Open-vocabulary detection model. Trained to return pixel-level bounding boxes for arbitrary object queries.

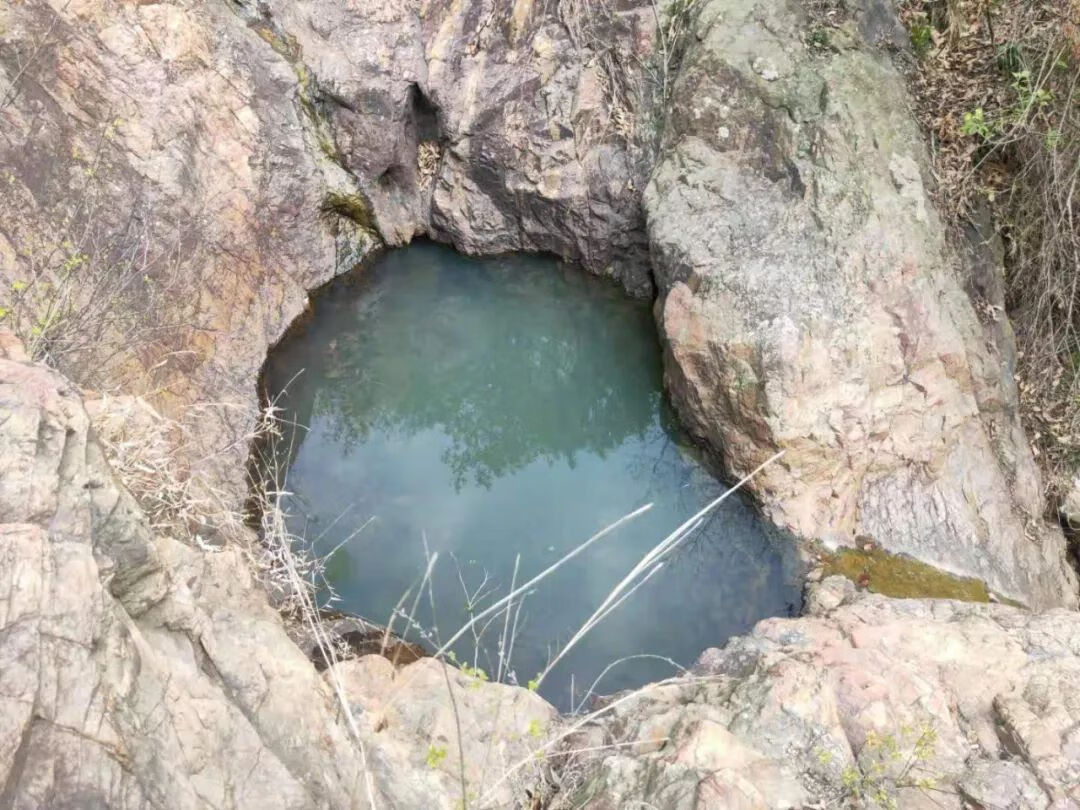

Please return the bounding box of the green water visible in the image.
[264,242,802,709]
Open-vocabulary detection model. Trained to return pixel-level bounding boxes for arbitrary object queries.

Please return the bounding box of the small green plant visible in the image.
[960,107,995,139]
[459,662,489,688]
[527,718,544,739]
[834,723,939,809]
[807,27,831,51]
[1010,70,1054,112]
[909,20,933,57]
[426,744,448,768]
[996,41,1024,74]
[60,251,87,274]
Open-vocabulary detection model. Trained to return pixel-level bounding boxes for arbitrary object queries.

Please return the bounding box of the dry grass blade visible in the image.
[427,502,655,662]
[534,449,785,690]
[476,674,714,806]
[573,654,686,714]
[496,553,521,684]
[251,404,381,807]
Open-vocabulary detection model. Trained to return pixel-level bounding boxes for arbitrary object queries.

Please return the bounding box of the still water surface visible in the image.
[264,242,802,709]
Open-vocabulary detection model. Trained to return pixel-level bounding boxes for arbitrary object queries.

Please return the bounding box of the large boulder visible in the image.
[647,0,1078,607]
[332,655,558,809]
[558,576,1080,809]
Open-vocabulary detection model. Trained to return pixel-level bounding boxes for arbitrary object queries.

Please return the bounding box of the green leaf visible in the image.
[425,745,448,768]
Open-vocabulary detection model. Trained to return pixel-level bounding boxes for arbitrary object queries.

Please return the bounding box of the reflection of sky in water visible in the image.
[266,242,802,711]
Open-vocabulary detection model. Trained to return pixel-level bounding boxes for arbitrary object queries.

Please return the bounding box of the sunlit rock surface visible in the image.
[646,0,1077,607]
[1,0,1079,805]
[558,576,1080,809]
[2,0,1072,605]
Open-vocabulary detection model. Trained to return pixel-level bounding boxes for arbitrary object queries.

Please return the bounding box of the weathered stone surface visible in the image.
[332,655,559,809]
[3,0,1080,805]
[0,338,563,809]
[240,0,655,294]
[0,0,376,509]
[0,338,418,808]
[647,0,1077,607]
[558,577,1080,809]
[3,0,1074,607]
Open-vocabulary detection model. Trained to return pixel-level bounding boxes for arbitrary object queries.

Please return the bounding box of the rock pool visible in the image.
[264,242,802,709]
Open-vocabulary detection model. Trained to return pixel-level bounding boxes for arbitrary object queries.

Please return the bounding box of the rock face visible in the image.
[0,336,349,806]
[3,0,1080,805]
[0,0,653,515]
[0,0,371,505]
[333,655,558,808]
[647,0,1078,607]
[244,0,656,294]
[559,576,1080,809]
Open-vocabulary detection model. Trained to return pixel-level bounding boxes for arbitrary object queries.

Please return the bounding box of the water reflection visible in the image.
[274,245,660,490]
[264,242,802,710]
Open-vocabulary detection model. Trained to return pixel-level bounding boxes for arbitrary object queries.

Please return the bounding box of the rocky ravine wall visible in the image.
[1,0,1080,806]
[0,335,372,808]
[0,0,655,515]
[2,0,1075,607]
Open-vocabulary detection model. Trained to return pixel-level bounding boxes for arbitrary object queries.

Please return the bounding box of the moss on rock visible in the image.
[321,191,376,231]
[818,544,1023,605]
